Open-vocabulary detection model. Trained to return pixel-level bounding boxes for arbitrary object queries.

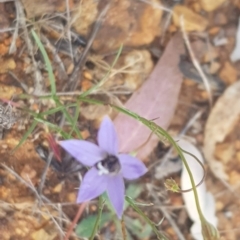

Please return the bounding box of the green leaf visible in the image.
[11,119,38,153]
[124,184,143,210]
[75,213,112,238]
[125,216,152,238]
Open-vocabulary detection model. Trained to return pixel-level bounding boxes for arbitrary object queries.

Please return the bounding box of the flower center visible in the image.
[96,155,121,175]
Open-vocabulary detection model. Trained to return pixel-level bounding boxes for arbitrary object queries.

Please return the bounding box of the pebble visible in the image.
[173,5,208,32]
[219,61,238,85]
[209,61,221,74]
[122,50,153,91]
[52,183,62,193]
[0,58,16,74]
[200,0,227,12]
[82,0,162,52]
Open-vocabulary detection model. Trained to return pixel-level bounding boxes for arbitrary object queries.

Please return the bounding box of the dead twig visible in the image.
[180,16,213,107]
[63,202,88,240]
[146,184,186,240]
[65,3,110,91]
[16,0,44,95]
[9,0,19,54]
[40,34,68,81]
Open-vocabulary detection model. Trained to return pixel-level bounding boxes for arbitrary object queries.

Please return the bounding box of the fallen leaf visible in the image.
[203,81,240,181]
[179,139,218,240]
[114,33,184,160]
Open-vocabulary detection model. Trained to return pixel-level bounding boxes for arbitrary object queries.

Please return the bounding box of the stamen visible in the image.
[97,162,109,175]
[96,155,121,175]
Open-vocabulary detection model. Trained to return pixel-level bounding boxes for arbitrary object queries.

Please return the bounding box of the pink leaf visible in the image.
[114,33,184,160]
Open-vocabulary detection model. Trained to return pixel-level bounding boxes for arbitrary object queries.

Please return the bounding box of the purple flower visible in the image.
[59,116,147,218]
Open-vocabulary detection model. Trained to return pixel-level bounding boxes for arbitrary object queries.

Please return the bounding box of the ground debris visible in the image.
[173,5,208,32]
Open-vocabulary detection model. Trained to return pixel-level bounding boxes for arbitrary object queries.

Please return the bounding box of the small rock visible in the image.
[215,200,224,211]
[0,84,22,100]
[31,229,57,240]
[202,47,219,62]
[236,151,240,162]
[21,0,74,18]
[168,24,177,33]
[208,27,220,35]
[200,0,227,12]
[0,43,8,56]
[191,2,202,13]
[81,104,112,120]
[235,140,240,150]
[229,170,240,186]
[72,0,98,36]
[75,0,163,52]
[214,12,228,25]
[173,5,208,32]
[0,58,16,73]
[80,129,90,139]
[81,79,93,92]
[219,61,238,85]
[209,61,221,74]
[20,164,37,184]
[67,192,76,202]
[52,183,62,193]
[120,50,153,91]
[214,142,235,164]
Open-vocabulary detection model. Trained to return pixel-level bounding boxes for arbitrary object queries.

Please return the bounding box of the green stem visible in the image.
[89,196,104,240]
[125,196,168,240]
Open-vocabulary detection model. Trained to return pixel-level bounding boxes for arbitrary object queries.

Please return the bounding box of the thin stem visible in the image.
[89,196,104,240]
[121,217,127,240]
[125,196,168,240]
[63,202,87,240]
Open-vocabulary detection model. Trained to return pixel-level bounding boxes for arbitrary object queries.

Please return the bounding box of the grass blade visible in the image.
[31,30,56,96]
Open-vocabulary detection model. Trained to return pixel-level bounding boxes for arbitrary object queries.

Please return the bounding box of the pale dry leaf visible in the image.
[230,17,240,62]
[203,81,240,181]
[179,139,217,240]
[114,33,184,160]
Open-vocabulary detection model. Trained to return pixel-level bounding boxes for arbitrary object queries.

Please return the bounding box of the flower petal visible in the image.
[59,140,106,166]
[98,116,118,155]
[118,154,147,180]
[107,175,125,218]
[77,167,108,203]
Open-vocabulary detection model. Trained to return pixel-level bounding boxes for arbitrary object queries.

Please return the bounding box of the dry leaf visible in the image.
[179,139,217,240]
[114,33,184,160]
[203,81,240,181]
